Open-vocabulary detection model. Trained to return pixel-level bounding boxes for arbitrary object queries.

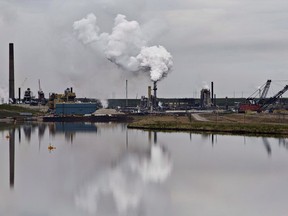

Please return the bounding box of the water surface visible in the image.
[1,122,288,216]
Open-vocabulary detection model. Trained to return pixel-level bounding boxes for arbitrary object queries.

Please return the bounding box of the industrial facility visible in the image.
[4,43,288,115]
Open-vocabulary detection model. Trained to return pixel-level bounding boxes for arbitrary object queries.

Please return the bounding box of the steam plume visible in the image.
[0,87,8,103]
[73,14,173,82]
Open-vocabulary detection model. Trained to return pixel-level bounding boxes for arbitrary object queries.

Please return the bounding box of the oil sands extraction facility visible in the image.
[3,43,288,116]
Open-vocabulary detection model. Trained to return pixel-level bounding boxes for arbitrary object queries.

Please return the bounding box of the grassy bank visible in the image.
[0,104,45,118]
[128,113,288,136]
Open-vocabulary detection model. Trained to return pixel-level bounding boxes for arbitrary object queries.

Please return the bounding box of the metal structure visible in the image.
[38,79,46,104]
[245,79,272,106]
[260,85,288,111]
[200,88,212,108]
[23,88,32,104]
[239,80,288,112]
[48,88,76,109]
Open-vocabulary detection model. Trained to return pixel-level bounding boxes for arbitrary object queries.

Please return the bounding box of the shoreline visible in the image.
[127,113,288,137]
[1,103,288,137]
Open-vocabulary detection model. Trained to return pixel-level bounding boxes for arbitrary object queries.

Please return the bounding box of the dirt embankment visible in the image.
[128,112,288,137]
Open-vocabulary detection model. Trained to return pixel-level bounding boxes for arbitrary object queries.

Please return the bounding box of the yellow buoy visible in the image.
[48,144,56,151]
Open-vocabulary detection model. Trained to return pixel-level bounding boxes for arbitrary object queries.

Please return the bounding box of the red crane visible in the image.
[238,80,288,112]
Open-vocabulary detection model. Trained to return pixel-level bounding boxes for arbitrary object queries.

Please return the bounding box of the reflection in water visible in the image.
[75,140,172,215]
[14,122,98,144]
[4,123,98,189]
[154,131,157,144]
[38,123,47,140]
[262,137,272,156]
[9,129,15,189]
[50,122,98,143]
[18,127,21,143]
[197,133,278,156]
[1,123,288,216]
[279,138,288,149]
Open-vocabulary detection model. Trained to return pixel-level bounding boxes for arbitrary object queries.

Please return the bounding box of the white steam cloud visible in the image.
[73,13,173,82]
[0,87,8,104]
[75,145,172,215]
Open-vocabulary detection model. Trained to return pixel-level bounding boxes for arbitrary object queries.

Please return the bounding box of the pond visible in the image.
[1,122,288,216]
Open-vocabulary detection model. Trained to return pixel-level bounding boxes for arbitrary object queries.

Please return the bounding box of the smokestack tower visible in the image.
[153,81,157,108]
[9,43,15,101]
[211,81,214,106]
[148,86,152,99]
[148,86,152,110]
[126,80,128,107]
[153,81,157,99]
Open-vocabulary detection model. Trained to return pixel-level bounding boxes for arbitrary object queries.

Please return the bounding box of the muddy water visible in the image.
[0,122,288,216]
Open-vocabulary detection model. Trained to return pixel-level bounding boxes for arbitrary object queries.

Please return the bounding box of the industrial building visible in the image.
[5,43,288,114]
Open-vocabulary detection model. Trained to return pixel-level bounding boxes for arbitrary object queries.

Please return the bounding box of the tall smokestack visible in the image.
[18,87,21,102]
[148,86,151,99]
[153,81,157,99]
[125,80,128,107]
[9,43,15,101]
[153,81,157,109]
[211,81,214,106]
[148,86,152,110]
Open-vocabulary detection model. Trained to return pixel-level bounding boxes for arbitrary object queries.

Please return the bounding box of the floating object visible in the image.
[6,134,10,139]
[48,144,56,151]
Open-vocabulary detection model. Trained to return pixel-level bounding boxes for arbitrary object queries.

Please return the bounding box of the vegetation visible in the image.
[128,113,288,136]
[0,104,45,118]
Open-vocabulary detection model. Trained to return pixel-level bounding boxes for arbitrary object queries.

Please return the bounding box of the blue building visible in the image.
[55,103,98,115]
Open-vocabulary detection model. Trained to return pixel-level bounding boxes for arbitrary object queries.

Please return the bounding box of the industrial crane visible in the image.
[257,79,271,105]
[260,85,288,111]
[239,80,271,112]
[238,80,288,112]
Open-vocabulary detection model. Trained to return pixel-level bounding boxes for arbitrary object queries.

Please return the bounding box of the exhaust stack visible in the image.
[9,43,15,102]
[211,81,214,106]
[153,81,157,99]
[153,81,157,109]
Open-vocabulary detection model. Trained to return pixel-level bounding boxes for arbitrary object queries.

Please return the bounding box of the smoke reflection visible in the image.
[75,143,172,215]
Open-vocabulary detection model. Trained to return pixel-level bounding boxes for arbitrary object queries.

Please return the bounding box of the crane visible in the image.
[238,80,288,112]
[38,79,46,105]
[257,79,271,105]
[239,80,272,112]
[260,85,288,111]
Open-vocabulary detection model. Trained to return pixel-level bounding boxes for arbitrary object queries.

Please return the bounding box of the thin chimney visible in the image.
[9,43,15,101]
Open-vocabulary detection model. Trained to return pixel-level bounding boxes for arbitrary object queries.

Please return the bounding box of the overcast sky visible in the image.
[1,0,288,100]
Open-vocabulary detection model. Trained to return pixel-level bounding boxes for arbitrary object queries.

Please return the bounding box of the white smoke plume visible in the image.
[0,87,8,104]
[202,81,210,90]
[72,13,102,44]
[135,46,173,81]
[73,13,173,82]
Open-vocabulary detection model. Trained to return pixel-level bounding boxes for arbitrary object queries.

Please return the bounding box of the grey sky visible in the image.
[1,0,288,100]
